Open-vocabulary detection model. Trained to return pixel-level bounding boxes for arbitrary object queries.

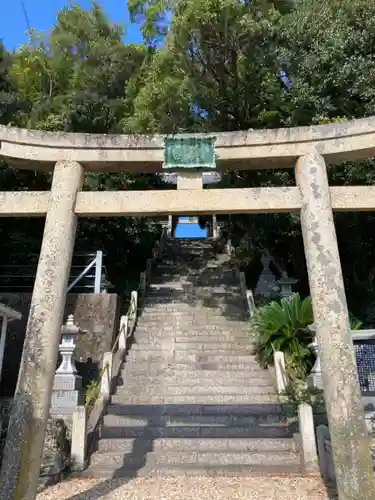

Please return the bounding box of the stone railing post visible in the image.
[295,152,375,499]
[167,215,173,237]
[71,406,87,471]
[100,352,113,397]
[212,214,218,238]
[274,351,288,394]
[0,160,84,500]
[298,403,319,474]
[118,315,128,350]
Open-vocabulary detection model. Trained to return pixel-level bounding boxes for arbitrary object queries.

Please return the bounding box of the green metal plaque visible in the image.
[163,136,216,170]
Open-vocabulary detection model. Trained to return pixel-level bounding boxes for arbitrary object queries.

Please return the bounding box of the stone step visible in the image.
[97,437,294,453]
[133,336,253,344]
[89,450,300,468]
[105,403,284,416]
[138,313,247,321]
[139,305,246,312]
[101,423,293,440]
[142,297,244,305]
[132,330,250,338]
[130,347,256,356]
[103,413,286,429]
[132,340,254,349]
[132,342,254,351]
[77,462,302,478]
[121,362,267,372]
[138,317,250,323]
[144,297,245,304]
[148,284,187,291]
[132,339,253,347]
[134,326,251,334]
[117,374,273,386]
[115,385,276,397]
[135,323,251,331]
[137,316,249,324]
[118,370,271,383]
[126,353,259,364]
[110,394,279,405]
[135,321,251,327]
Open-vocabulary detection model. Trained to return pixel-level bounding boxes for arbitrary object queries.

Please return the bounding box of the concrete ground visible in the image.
[37,477,333,500]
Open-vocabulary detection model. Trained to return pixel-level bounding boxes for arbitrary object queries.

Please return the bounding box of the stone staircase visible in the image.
[84,238,301,477]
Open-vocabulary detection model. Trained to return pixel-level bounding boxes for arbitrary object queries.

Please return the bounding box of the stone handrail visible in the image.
[70,227,169,470]
[272,350,319,474]
[274,351,288,395]
[229,245,257,318]
[3,117,375,170]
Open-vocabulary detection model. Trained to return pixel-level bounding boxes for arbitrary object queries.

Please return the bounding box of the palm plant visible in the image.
[252,293,314,368]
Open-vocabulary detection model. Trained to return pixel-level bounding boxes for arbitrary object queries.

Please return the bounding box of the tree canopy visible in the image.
[2,0,375,317]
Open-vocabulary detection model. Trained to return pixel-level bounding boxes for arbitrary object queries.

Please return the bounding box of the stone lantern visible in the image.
[51,314,85,415]
[277,272,298,299]
[255,251,279,297]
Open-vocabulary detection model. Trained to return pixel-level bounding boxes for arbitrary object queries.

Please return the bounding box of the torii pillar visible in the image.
[0,160,84,500]
[295,152,375,500]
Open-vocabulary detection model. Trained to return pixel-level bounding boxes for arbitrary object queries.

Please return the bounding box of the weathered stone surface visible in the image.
[3,117,375,171]
[0,292,118,399]
[177,172,203,190]
[295,152,375,500]
[38,417,70,492]
[65,293,118,364]
[0,160,84,500]
[6,187,375,217]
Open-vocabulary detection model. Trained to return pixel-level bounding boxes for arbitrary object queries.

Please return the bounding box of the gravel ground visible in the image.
[37,477,332,500]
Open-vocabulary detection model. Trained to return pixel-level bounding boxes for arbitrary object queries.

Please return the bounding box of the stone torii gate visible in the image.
[1,121,375,499]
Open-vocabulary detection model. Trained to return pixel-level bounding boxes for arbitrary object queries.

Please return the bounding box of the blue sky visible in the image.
[1,0,143,49]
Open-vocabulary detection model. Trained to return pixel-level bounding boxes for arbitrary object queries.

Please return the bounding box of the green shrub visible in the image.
[254,293,280,309]
[349,313,363,331]
[84,379,100,407]
[252,293,314,368]
[282,354,324,406]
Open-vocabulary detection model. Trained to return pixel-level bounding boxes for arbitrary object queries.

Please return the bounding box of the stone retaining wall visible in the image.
[0,293,119,398]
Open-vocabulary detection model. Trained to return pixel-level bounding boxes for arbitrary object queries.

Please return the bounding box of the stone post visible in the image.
[295,152,375,500]
[71,406,87,471]
[177,171,203,190]
[298,403,319,474]
[118,315,128,350]
[167,215,173,237]
[212,214,218,238]
[100,352,113,397]
[0,160,84,500]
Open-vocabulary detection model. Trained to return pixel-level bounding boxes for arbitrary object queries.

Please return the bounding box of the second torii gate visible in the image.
[0,122,375,499]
